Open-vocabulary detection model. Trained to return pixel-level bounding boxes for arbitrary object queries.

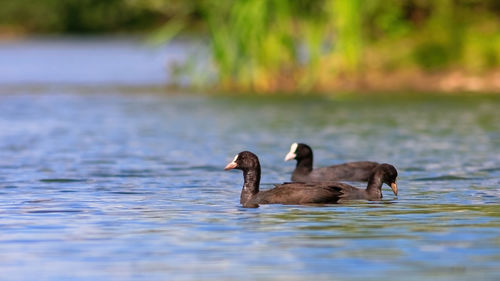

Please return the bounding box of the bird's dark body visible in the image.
[248,183,343,205]
[285,143,380,182]
[291,161,379,182]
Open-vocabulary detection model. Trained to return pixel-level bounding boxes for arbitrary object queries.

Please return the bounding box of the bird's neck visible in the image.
[366,170,383,198]
[296,156,313,173]
[241,167,260,204]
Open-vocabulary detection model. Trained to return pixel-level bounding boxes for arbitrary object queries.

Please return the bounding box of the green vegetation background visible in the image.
[1,0,499,93]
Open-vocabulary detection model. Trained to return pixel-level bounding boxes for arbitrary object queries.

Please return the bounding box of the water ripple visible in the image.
[0,92,498,281]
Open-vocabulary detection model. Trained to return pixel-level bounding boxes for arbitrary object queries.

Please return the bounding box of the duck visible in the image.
[225,151,398,208]
[285,143,380,182]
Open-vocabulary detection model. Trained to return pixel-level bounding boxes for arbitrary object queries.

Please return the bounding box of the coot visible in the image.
[225,151,398,208]
[285,143,379,182]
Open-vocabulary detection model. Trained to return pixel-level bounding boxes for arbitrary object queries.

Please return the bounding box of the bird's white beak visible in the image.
[284,151,296,161]
[224,161,237,170]
[225,154,239,170]
[390,182,398,196]
[285,143,298,161]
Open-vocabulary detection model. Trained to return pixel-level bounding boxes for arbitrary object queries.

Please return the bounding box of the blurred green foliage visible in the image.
[1,0,500,92]
[0,0,160,33]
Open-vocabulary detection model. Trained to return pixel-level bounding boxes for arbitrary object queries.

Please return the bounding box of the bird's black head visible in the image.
[224,151,260,171]
[284,143,312,162]
[374,163,398,195]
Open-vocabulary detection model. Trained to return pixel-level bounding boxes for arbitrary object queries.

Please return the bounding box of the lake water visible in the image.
[0,39,499,281]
